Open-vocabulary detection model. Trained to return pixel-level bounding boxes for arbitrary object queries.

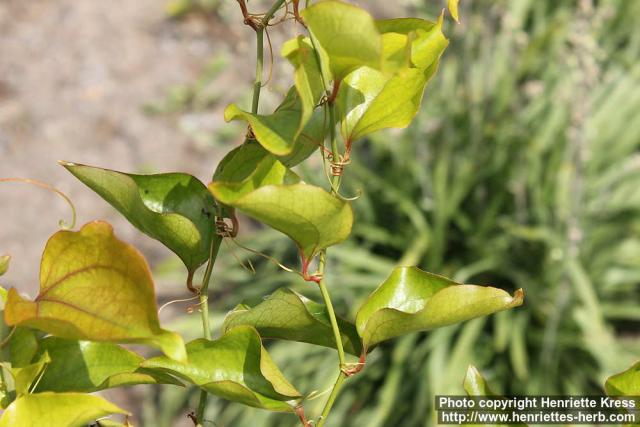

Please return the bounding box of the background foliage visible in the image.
[138,0,640,426]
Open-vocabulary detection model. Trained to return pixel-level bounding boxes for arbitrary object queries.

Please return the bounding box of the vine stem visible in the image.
[315,94,349,427]
[251,0,286,114]
[195,236,222,427]
[195,2,287,424]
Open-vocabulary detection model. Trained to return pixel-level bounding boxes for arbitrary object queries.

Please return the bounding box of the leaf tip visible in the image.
[512,288,525,306]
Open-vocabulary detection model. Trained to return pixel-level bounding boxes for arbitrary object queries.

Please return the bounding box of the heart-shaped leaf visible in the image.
[338,67,427,142]
[223,288,362,356]
[337,16,448,143]
[142,326,301,412]
[356,267,524,350]
[33,337,182,393]
[224,89,325,159]
[282,36,326,138]
[605,361,640,396]
[302,0,382,81]
[209,181,353,262]
[3,221,187,362]
[62,162,217,276]
[376,15,449,72]
[0,256,9,277]
[0,392,128,427]
[1,289,39,369]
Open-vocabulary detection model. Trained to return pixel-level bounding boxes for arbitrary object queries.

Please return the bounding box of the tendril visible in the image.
[158,294,200,315]
[0,177,77,229]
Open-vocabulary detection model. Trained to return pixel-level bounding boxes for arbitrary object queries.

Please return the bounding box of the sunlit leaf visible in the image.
[337,15,448,142]
[0,392,128,427]
[338,67,427,142]
[605,361,640,396]
[376,15,449,71]
[211,151,300,202]
[4,221,187,362]
[223,288,363,356]
[1,286,40,370]
[62,162,217,276]
[356,267,524,349]
[282,36,325,138]
[8,352,50,395]
[142,326,301,412]
[33,337,183,393]
[0,256,9,277]
[464,365,495,396]
[448,0,460,23]
[224,89,325,159]
[209,182,353,262]
[464,365,527,426]
[302,0,382,81]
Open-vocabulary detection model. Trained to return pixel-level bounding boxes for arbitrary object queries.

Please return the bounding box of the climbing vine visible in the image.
[0,1,542,426]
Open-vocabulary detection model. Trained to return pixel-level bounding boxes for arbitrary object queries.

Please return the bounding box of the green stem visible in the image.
[251,0,285,114]
[316,373,346,427]
[195,236,222,426]
[314,98,348,427]
[317,253,346,367]
[252,28,264,114]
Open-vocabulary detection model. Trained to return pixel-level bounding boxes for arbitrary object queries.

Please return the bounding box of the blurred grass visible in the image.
[143,0,640,425]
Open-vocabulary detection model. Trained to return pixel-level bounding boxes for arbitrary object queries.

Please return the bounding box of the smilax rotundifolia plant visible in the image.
[0,1,530,426]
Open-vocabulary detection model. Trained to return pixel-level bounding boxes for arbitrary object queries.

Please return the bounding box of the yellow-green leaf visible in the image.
[209,182,353,262]
[356,267,524,350]
[302,0,382,81]
[605,361,640,396]
[338,67,427,142]
[464,365,495,396]
[282,36,325,138]
[223,288,363,356]
[142,326,301,412]
[448,0,460,23]
[63,163,217,276]
[3,221,187,362]
[0,392,128,427]
[0,256,9,277]
[33,337,183,393]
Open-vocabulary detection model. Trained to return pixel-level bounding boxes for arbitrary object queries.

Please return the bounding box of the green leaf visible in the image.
[0,392,128,427]
[33,337,183,393]
[0,256,9,277]
[282,36,325,138]
[376,15,449,71]
[211,151,300,202]
[1,286,40,369]
[223,288,363,356]
[337,16,449,142]
[448,0,460,23]
[1,328,38,368]
[224,89,325,160]
[605,361,640,396]
[302,0,382,81]
[62,162,217,276]
[4,221,187,362]
[338,67,428,142]
[356,267,524,349]
[464,365,527,427]
[10,352,51,395]
[142,326,301,412]
[463,365,495,396]
[209,182,353,262]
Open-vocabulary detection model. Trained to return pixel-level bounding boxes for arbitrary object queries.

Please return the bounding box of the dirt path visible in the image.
[0,0,252,296]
